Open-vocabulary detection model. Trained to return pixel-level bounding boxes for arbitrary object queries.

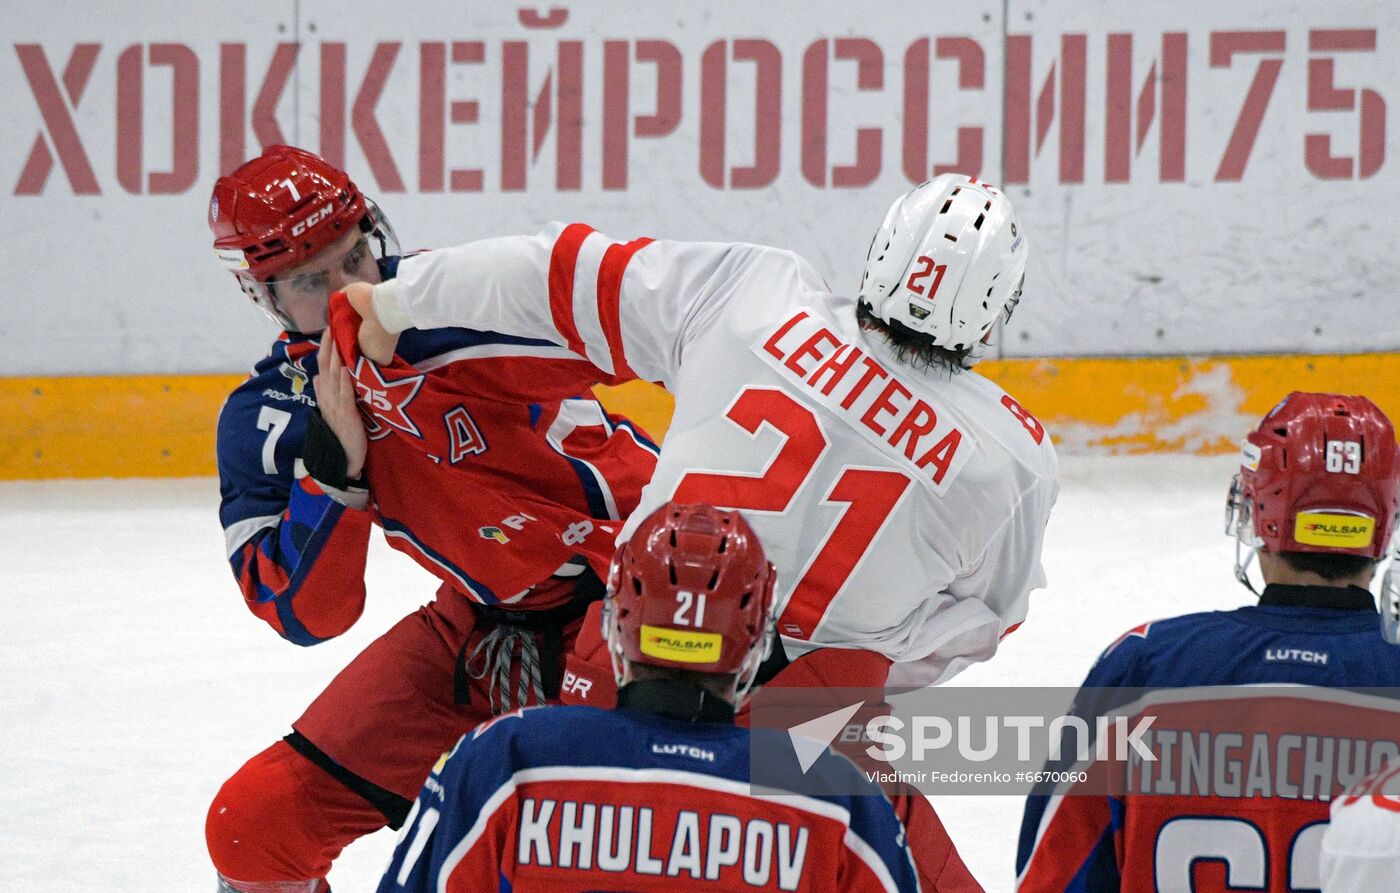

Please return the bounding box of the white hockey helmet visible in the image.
[859,174,1028,368]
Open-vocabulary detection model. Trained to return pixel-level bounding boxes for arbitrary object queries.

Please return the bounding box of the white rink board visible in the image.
[1,1,1397,375]
[0,455,1294,890]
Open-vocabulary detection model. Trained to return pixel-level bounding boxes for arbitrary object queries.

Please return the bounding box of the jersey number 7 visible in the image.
[673,387,912,639]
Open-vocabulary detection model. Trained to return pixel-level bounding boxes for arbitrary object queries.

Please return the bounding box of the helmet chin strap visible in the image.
[1226,473,1265,597]
[1234,537,1263,597]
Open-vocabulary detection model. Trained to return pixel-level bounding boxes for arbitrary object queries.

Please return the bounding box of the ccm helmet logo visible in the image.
[290,203,334,237]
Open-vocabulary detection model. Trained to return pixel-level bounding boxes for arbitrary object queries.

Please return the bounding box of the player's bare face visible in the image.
[270,230,383,333]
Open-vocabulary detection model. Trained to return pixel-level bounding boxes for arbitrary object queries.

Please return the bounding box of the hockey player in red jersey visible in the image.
[379,501,926,893]
[1016,392,1400,892]
[203,146,657,891]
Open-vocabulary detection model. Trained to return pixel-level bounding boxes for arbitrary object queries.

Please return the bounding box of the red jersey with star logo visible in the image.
[328,293,658,608]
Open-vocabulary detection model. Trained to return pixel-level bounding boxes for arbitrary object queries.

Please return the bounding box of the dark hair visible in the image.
[629,663,736,694]
[1279,551,1378,582]
[856,301,968,374]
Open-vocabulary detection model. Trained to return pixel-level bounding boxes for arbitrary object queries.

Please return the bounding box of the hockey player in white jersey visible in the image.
[343,173,1056,693]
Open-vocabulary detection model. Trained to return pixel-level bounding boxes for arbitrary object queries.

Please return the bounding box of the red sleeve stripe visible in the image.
[595,237,653,381]
[547,223,595,357]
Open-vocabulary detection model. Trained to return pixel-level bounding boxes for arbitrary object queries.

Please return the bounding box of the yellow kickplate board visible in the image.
[3,354,1398,479]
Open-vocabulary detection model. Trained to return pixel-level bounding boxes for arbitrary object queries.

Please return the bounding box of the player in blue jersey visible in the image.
[204,146,657,891]
[1016,392,1400,892]
[380,501,924,893]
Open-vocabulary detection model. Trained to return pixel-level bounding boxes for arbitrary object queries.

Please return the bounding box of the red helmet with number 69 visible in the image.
[1227,392,1400,585]
[603,503,777,699]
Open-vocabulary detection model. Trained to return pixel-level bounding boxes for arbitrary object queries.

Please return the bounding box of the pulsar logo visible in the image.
[639,624,722,664]
[290,203,334,237]
[1294,512,1375,548]
[479,526,510,545]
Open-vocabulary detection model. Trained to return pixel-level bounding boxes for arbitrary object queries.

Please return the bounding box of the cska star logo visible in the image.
[351,356,426,438]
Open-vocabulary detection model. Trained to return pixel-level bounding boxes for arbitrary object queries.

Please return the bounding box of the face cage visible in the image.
[1225,473,1266,595]
[600,596,778,705]
[238,200,400,334]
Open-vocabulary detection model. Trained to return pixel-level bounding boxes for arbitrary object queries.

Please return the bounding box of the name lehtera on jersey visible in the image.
[380,706,920,893]
[757,309,975,494]
[365,208,1057,685]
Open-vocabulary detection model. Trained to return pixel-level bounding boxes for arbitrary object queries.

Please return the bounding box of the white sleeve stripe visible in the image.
[223,514,280,558]
[569,231,617,376]
[547,401,622,520]
[438,780,520,893]
[1015,793,1065,887]
[413,342,582,372]
[844,825,920,893]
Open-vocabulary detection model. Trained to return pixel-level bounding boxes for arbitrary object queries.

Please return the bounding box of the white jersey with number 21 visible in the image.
[372,224,1058,686]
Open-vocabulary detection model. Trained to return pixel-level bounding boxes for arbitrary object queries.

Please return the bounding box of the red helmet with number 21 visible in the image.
[603,502,777,701]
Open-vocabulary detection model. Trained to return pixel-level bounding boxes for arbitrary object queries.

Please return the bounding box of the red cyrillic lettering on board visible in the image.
[1210,31,1286,182]
[14,43,102,196]
[1004,33,1087,184]
[1105,33,1187,183]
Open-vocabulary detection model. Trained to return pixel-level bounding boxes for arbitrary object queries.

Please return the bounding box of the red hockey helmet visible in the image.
[1228,392,1400,585]
[208,145,397,331]
[604,503,777,698]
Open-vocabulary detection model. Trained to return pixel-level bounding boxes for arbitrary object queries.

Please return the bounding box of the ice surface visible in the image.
[0,455,1299,890]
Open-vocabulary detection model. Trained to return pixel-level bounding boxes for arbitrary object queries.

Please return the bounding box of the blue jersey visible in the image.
[216,259,658,644]
[380,703,922,893]
[1016,585,1400,892]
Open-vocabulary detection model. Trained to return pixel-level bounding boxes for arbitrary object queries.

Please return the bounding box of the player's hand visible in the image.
[343,282,397,365]
[314,333,369,479]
